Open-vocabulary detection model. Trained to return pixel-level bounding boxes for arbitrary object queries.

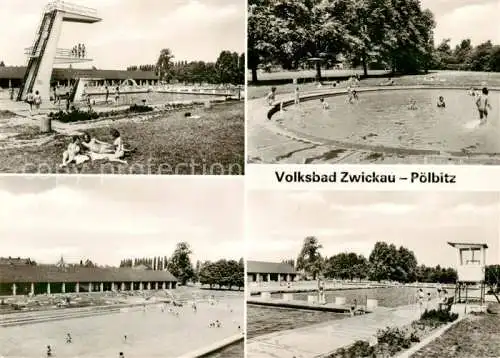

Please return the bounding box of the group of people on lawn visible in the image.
[60,129,128,167]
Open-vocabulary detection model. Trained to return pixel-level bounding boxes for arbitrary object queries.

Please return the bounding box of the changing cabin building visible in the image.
[247,260,299,283]
[0,257,178,296]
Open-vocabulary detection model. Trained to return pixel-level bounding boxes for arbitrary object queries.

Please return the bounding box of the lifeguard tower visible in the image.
[448,242,488,313]
[17,1,101,103]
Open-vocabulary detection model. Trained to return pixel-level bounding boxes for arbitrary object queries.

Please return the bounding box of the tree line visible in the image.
[294,236,471,284]
[119,256,168,270]
[248,0,435,82]
[435,39,500,72]
[126,49,245,85]
[118,241,243,289]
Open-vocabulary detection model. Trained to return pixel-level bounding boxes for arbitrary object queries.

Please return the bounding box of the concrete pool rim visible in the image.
[266,85,500,158]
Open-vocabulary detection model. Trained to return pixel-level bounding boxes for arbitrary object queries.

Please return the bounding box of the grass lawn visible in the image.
[247,70,500,100]
[411,304,500,358]
[0,101,244,175]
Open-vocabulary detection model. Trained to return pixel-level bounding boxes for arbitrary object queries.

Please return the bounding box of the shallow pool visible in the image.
[247,305,345,339]
[248,286,441,339]
[273,286,439,308]
[280,89,500,154]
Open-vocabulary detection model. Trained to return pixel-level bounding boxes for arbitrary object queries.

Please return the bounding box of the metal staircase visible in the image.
[17,10,58,101]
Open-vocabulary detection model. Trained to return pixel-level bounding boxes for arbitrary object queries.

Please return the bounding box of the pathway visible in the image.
[247,303,423,358]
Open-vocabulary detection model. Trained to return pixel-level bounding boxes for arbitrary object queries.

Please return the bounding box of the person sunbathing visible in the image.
[80,132,115,154]
[59,136,89,167]
[86,129,128,164]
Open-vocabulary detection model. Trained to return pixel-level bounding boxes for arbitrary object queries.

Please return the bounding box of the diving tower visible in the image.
[17,1,101,103]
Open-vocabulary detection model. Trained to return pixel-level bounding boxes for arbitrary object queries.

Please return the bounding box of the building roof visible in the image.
[447,242,489,249]
[0,257,33,265]
[0,264,177,283]
[247,260,297,274]
[0,66,158,81]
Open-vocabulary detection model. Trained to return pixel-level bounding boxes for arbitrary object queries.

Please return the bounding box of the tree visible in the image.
[296,236,323,280]
[215,51,242,84]
[248,0,276,83]
[198,259,244,290]
[156,48,175,82]
[167,242,195,285]
[0,61,5,67]
[83,259,96,268]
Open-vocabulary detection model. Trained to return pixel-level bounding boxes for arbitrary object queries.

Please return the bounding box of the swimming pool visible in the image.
[278,88,500,155]
[247,286,442,339]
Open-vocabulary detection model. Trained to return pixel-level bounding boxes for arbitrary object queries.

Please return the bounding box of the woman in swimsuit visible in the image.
[80,132,114,154]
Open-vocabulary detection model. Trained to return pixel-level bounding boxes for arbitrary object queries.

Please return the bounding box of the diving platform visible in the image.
[17,1,101,102]
[44,1,102,23]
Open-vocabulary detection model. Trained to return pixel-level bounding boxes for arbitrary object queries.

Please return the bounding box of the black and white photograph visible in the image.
[0,176,244,357]
[246,190,500,358]
[0,0,245,175]
[247,0,500,165]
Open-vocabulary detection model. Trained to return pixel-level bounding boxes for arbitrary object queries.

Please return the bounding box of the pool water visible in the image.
[273,286,439,308]
[247,305,345,339]
[87,91,226,106]
[280,89,500,154]
[248,287,441,339]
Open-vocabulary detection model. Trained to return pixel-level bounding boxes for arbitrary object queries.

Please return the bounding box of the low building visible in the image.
[247,260,298,283]
[0,66,159,88]
[0,261,178,296]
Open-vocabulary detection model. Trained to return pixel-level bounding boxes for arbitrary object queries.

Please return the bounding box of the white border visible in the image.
[246,164,500,191]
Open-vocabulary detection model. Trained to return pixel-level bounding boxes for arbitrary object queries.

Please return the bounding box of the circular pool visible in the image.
[277,88,500,155]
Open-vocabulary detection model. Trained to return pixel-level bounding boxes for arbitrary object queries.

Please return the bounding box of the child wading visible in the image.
[476,87,492,125]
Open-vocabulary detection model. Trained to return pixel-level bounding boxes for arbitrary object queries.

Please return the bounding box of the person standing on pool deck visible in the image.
[417,288,425,314]
[294,86,300,105]
[105,86,110,104]
[476,87,491,125]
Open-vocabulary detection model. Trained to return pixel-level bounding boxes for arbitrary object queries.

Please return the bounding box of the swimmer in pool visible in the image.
[437,96,446,108]
[320,98,329,109]
[408,98,417,110]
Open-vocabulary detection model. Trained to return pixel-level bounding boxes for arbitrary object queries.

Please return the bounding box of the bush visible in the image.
[420,309,459,324]
[347,340,374,357]
[50,108,100,123]
[376,326,412,354]
[129,104,154,113]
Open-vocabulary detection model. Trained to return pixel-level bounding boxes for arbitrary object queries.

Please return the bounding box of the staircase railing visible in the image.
[25,11,58,96]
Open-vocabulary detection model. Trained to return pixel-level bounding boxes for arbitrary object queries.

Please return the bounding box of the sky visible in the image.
[420,0,500,46]
[247,191,500,268]
[0,176,243,266]
[0,0,245,69]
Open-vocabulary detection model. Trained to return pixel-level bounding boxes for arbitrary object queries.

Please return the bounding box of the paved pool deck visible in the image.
[247,302,427,358]
[247,86,500,164]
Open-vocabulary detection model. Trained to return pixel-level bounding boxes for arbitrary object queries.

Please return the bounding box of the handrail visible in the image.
[24,47,88,57]
[44,1,97,17]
